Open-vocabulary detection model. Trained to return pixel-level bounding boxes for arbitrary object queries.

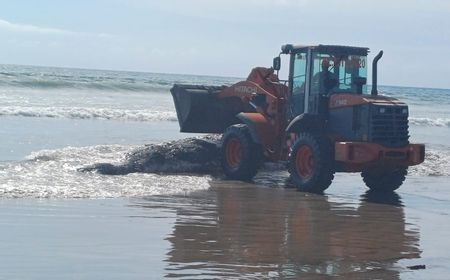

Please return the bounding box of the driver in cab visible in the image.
[311,58,338,96]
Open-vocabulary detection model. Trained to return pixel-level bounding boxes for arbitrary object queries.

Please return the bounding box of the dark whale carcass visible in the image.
[79,136,221,175]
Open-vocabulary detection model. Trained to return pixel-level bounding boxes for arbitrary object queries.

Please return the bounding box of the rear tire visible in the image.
[361,168,408,192]
[288,133,335,193]
[221,124,262,181]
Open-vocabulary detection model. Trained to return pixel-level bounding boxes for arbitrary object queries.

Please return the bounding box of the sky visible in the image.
[0,0,449,89]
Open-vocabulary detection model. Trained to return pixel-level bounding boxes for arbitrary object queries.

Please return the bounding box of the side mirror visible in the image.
[273,56,281,71]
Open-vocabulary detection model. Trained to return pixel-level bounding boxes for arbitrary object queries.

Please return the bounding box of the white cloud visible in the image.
[0,18,113,38]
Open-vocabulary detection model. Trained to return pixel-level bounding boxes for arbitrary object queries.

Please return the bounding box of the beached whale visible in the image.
[79,135,221,175]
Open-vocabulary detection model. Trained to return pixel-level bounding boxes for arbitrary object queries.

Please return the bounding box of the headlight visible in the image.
[402,108,408,114]
[379,107,386,114]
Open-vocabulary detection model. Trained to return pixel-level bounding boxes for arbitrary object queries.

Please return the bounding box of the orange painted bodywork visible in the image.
[218,67,289,161]
[335,142,425,171]
[238,112,287,161]
[218,67,288,118]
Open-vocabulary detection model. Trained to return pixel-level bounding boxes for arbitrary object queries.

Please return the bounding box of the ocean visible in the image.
[0,64,449,279]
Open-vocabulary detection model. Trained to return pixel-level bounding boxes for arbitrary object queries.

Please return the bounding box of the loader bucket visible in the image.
[170,84,252,133]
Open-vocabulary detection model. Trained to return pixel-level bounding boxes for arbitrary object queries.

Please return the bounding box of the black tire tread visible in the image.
[288,132,335,193]
[361,168,408,192]
[221,124,262,181]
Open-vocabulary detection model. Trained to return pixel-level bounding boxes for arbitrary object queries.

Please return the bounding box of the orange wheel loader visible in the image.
[171,44,425,193]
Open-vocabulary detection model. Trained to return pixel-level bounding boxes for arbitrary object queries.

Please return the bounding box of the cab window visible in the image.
[336,55,368,94]
[291,52,307,116]
[311,53,368,95]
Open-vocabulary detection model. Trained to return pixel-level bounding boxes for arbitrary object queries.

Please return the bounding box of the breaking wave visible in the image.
[0,106,177,122]
[409,117,450,127]
[0,65,236,93]
[3,106,448,126]
[0,69,174,93]
[7,79,171,93]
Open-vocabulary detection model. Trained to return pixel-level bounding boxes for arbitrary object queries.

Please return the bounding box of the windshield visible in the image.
[311,52,368,95]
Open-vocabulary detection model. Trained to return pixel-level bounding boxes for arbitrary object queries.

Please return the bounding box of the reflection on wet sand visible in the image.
[138,182,421,279]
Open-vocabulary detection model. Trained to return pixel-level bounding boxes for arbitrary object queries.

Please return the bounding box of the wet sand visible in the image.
[1,173,449,279]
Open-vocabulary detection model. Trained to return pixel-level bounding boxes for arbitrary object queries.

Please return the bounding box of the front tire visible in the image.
[361,168,408,192]
[288,133,335,193]
[221,124,262,181]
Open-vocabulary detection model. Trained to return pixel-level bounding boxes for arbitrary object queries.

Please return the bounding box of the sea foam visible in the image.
[1,107,449,127]
[0,145,211,199]
[0,106,177,122]
[0,144,447,199]
[409,117,450,127]
[409,149,450,177]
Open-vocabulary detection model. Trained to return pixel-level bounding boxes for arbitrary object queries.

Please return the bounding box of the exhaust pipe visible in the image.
[371,50,383,96]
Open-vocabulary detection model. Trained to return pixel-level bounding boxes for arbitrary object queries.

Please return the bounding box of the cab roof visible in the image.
[281,44,369,56]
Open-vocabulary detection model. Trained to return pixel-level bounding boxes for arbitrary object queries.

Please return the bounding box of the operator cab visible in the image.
[276,44,369,119]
